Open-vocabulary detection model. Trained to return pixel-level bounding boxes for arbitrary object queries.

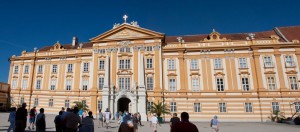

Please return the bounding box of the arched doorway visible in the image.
[117,98,131,112]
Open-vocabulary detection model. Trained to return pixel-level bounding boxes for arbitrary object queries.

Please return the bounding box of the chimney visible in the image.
[72,37,78,46]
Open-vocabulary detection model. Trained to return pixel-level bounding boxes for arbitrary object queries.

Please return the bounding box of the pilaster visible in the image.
[253,50,264,91]
[154,45,161,92]
[178,51,187,92]
[74,57,81,94]
[17,63,24,89]
[274,49,287,90]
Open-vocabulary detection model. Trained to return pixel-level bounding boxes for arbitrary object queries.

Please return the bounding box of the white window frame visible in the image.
[20,97,24,104]
[98,77,104,90]
[14,66,19,73]
[38,65,43,73]
[242,77,250,91]
[264,56,273,67]
[245,102,253,112]
[52,65,57,73]
[119,77,130,90]
[65,100,70,108]
[83,63,89,72]
[147,77,153,90]
[146,46,153,51]
[119,59,130,69]
[36,80,41,90]
[295,102,300,112]
[285,55,294,67]
[268,76,276,90]
[22,79,27,90]
[12,79,17,89]
[194,103,201,112]
[98,100,102,110]
[146,58,153,69]
[147,101,154,111]
[99,60,105,70]
[272,102,280,112]
[50,79,56,90]
[190,59,198,69]
[168,59,175,70]
[67,64,73,73]
[99,49,105,54]
[170,102,177,112]
[24,65,29,74]
[219,102,226,112]
[214,58,222,69]
[289,76,298,90]
[66,79,72,91]
[34,98,38,106]
[82,80,88,90]
[216,78,224,91]
[49,99,53,107]
[239,58,247,68]
[192,78,200,91]
[169,79,176,92]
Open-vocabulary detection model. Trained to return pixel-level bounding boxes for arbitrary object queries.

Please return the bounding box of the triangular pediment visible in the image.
[90,24,164,42]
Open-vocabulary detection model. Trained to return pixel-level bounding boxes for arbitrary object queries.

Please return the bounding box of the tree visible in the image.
[73,101,89,112]
[149,101,171,117]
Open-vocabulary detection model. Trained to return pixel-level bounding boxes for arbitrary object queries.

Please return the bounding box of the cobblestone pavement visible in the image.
[1,112,299,132]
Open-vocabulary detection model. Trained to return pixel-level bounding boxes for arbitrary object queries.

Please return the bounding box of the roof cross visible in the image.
[123,15,128,23]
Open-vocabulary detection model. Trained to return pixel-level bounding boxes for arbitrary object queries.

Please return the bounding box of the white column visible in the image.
[102,56,110,111]
[138,55,147,121]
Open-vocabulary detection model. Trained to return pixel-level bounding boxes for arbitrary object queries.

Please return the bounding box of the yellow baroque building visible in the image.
[8,20,300,121]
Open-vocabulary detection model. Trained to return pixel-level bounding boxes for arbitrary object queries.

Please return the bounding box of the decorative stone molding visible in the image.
[286,70,297,74]
[203,30,228,42]
[118,41,132,47]
[153,45,160,51]
[167,73,177,76]
[239,71,250,75]
[133,46,139,51]
[214,72,225,76]
[264,71,276,74]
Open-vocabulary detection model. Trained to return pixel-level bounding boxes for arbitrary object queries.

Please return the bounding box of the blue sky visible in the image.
[0,0,299,83]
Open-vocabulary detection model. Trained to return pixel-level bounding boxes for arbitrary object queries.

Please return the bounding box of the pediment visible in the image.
[90,24,164,42]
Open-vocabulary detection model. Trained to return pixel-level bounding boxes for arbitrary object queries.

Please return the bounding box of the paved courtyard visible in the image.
[0,112,299,132]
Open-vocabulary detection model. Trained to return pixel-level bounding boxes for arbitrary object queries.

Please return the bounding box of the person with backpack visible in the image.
[35,108,46,132]
[28,106,37,130]
[54,111,64,132]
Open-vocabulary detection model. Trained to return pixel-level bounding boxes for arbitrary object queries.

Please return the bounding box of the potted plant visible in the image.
[149,101,171,123]
[268,110,285,123]
[73,101,89,112]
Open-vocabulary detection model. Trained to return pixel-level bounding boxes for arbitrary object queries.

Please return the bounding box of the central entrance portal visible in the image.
[117,98,131,112]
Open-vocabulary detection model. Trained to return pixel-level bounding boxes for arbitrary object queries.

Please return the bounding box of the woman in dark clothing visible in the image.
[118,121,134,132]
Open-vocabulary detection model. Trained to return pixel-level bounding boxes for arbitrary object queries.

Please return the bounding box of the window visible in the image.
[295,102,300,112]
[82,80,88,90]
[36,80,41,90]
[22,79,27,90]
[50,79,56,90]
[12,80,17,89]
[194,103,201,112]
[216,78,224,91]
[49,99,53,107]
[14,66,19,73]
[119,60,130,69]
[170,102,177,112]
[147,101,154,111]
[24,65,29,74]
[214,58,222,69]
[272,102,280,112]
[65,100,70,108]
[289,76,298,90]
[146,58,153,68]
[285,55,294,67]
[264,56,273,67]
[38,65,43,73]
[66,79,72,90]
[268,77,276,90]
[83,63,89,72]
[67,64,73,72]
[168,60,175,70]
[190,59,198,69]
[192,78,199,91]
[245,103,253,112]
[20,97,24,104]
[34,98,38,106]
[98,100,102,110]
[239,58,247,68]
[98,77,104,90]
[119,77,130,90]
[219,102,226,112]
[147,77,153,90]
[52,65,57,73]
[146,46,152,51]
[99,60,105,70]
[82,100,86,107]
[120,47,131,53]
[169,79,176,92]
[242,77,250,91]
[99,49,105,54]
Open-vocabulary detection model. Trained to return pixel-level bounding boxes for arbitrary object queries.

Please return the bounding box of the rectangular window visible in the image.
[219,102,226,112]
[99,49,105,54]
[12,80,17,89]
[20,97,24,105]
[216,78,224,91]
[119,77,130,90]
[38,65,43,73]
[82,100,86,107]
[49,99,53,107]
[24,65,29,74]
[146,46,152,51]
[67,64,73,72]
[242,77,250,91]
[82,80,88,90]
[289,76,298,90]
[214,58,222,69]
[272,102,280,112]
[295,102,300,112]
[14,66,19,73]
[65,100,70,108]
[268,77,276,90]
[168,60,175,70]
[120,47,131,53]
[36,80,41,90]
[50,79,56,90]
[264,56,273,67]
[194,103,201,112]
[119,60,130,69]
[169,79,176,92]
[146,58,153,68]
[170,102,177,112]
[192,78,200,91]
[98,100,102,110]
[147,101,154,111]
[245,102,253,112]
[52,65,57,73]
[190,59,198,69]
[147,77,153,90]
[239,58,247,68]
[22,79,27,90]
[98,77,104,90]
[99,60,105,70]
[285,55,294,67]
[66,79,72,91]
[34,98,38,106]
[83,63,89,72]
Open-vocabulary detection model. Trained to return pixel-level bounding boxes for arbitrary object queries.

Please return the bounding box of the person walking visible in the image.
[15,103,28,132]
[137,112,143,126]
[98,109,104,128]
[79,111,94,132]
[54,111,64,132]
[65,107,81,132]
[210,115,219,132]
[132,113,139,132]
[7,107,16,132]
[35,108,46,132]
[104,108,111,129]
[28,106,37,130]
[150,113,160,132]
[169,113,180,132]
[171,112,198,132]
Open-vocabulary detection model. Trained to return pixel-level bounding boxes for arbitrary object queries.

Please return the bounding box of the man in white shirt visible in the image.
[150,113,160,132]
[104,108,111,129]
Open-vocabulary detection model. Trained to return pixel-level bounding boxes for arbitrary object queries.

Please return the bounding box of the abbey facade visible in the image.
[8,20,300,121]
